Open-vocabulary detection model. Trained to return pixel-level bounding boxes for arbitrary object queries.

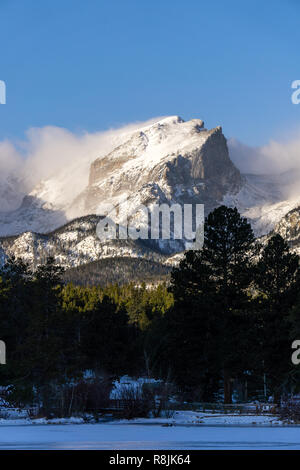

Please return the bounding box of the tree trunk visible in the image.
[224,370,232,404]
[244,380,248,403]
[273,388,281,405]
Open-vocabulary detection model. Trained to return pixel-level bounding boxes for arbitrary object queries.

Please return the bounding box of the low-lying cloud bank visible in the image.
[228,130,300,200]
[0,117,163,211]
[4,117,163,187]
[228,129,300,176]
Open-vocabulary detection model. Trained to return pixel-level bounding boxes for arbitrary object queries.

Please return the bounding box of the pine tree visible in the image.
[164,206,256,403]
[17,257,66,414]
[255,234,300,403]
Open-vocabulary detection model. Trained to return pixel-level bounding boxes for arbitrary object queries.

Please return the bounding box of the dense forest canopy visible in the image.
[1,205,300,415]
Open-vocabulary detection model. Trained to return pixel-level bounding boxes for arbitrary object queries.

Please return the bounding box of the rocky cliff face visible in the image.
[79,117,242,217]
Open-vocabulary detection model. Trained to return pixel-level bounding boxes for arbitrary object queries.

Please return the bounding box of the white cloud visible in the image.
[228,129,300,175]
[0,117,164,211]
[0,140,22,177]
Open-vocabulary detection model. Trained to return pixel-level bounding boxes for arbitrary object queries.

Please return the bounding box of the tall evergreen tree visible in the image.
[203,206,256,402]
[17,257,66,414]
[163,206,256,403]
[255,234,300,403]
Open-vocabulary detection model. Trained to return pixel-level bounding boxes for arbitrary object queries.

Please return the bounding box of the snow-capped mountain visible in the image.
[0,116,242,238]
[79,116,242,216]
[1,115,300,269]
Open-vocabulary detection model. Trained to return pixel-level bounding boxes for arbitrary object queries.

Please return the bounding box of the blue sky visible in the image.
[0,0,299,145]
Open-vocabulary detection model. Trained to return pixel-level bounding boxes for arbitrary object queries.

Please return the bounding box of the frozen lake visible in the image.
[0,423,300,449]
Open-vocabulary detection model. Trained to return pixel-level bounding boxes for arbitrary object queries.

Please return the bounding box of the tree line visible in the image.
[0,205,300,414]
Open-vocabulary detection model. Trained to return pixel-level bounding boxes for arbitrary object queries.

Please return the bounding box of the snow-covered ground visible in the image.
[115,410,283,426]
[0,409,283,427]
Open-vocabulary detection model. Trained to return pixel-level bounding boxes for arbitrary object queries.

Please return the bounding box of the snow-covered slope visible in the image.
[0,215,175,269]
[223,170,300,236]
[259,204,300,255]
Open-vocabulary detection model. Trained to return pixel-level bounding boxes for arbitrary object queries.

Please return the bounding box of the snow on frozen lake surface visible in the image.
[0,422,300,449]
[0,410,297,449]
